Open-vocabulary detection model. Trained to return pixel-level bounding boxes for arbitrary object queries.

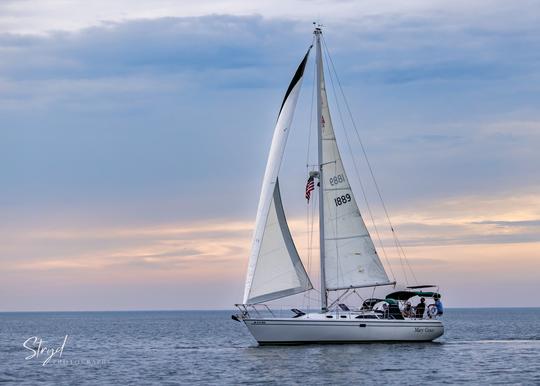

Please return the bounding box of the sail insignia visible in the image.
[278,48,311,116]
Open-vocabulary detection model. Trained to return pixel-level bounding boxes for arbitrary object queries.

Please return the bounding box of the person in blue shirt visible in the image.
[434,295,444,316]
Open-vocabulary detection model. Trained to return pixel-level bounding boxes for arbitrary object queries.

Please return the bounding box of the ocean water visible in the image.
[0,308,539,385]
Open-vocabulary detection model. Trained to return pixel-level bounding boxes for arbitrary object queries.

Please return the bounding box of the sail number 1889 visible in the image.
[334,194,351,206]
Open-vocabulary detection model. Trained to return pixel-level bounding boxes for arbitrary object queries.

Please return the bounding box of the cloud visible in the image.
[359,61,510,85]
[3,190,539,272]
[3,6,540,85]
[1,189,540,309]
[0,15,310,83]
[471,220,540,228]
[2,0,540,36]
[378,191,540,247]
[387,257,448,266]
[0,220,255,272]
[2,4,540,309]
[3,12,538,221]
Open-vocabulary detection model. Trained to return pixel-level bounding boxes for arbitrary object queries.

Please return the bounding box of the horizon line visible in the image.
[1,306,539,313]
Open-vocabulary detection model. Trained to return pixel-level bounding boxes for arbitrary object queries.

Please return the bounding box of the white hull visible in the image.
[244,316,443,345]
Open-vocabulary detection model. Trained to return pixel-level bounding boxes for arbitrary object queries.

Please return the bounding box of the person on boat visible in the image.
[434,296,444,316]
[402,301,412,317]
[415,298,426,319]
[382,303,389,319]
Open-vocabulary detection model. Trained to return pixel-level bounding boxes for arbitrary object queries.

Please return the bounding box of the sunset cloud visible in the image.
[2,189,539,309]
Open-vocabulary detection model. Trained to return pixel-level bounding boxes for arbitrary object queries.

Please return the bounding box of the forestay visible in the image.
[243,50,313,304]
[318,55,391,291]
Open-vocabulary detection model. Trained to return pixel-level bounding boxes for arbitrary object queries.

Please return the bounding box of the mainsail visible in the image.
[316,35,391,291]
[243,49,313,304]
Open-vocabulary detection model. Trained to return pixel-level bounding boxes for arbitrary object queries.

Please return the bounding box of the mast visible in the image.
[314,26,327,312]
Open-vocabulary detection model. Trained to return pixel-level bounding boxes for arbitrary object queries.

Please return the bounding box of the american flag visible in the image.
[305,176,315,201]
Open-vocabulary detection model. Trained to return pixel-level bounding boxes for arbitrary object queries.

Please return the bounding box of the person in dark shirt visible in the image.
[415,297,426,319]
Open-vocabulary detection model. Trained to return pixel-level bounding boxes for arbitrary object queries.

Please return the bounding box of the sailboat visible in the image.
[233,26,444,344]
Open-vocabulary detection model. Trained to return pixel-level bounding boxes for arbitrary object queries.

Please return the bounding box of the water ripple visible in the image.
[0,308,538,385]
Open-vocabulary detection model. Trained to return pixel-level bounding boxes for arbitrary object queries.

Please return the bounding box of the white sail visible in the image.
[243,50,313,304]
[317,47,391,291]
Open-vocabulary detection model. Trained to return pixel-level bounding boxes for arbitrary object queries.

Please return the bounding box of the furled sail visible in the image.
[243,49,313,304]
[318,52,391,291]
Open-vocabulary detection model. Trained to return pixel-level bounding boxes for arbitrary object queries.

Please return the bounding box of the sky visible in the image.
[1,0,539,311]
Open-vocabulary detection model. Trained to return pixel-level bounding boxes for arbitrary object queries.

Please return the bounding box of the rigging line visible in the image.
[305,177,319,295]
[340,289,356,305]
[327,288,350,309]
[306,36,317,168]
[309,188,320,301]
[305,208,312,312]
[304,43,319,310]
[304,50,317,311]
[321,36,397,283]
[321,96,342,289]
[391,222,417,283]
[319,52,360,282]
[311,191,320,305]
[391,228,417,284]
[322,35,417,284]
[321,36,416,284]
[353,289,366,303]
[309,47,320,308]
[303,199,310,310]
[297,293,322,304]
[304,45,315,308]
[321,49,345,289]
